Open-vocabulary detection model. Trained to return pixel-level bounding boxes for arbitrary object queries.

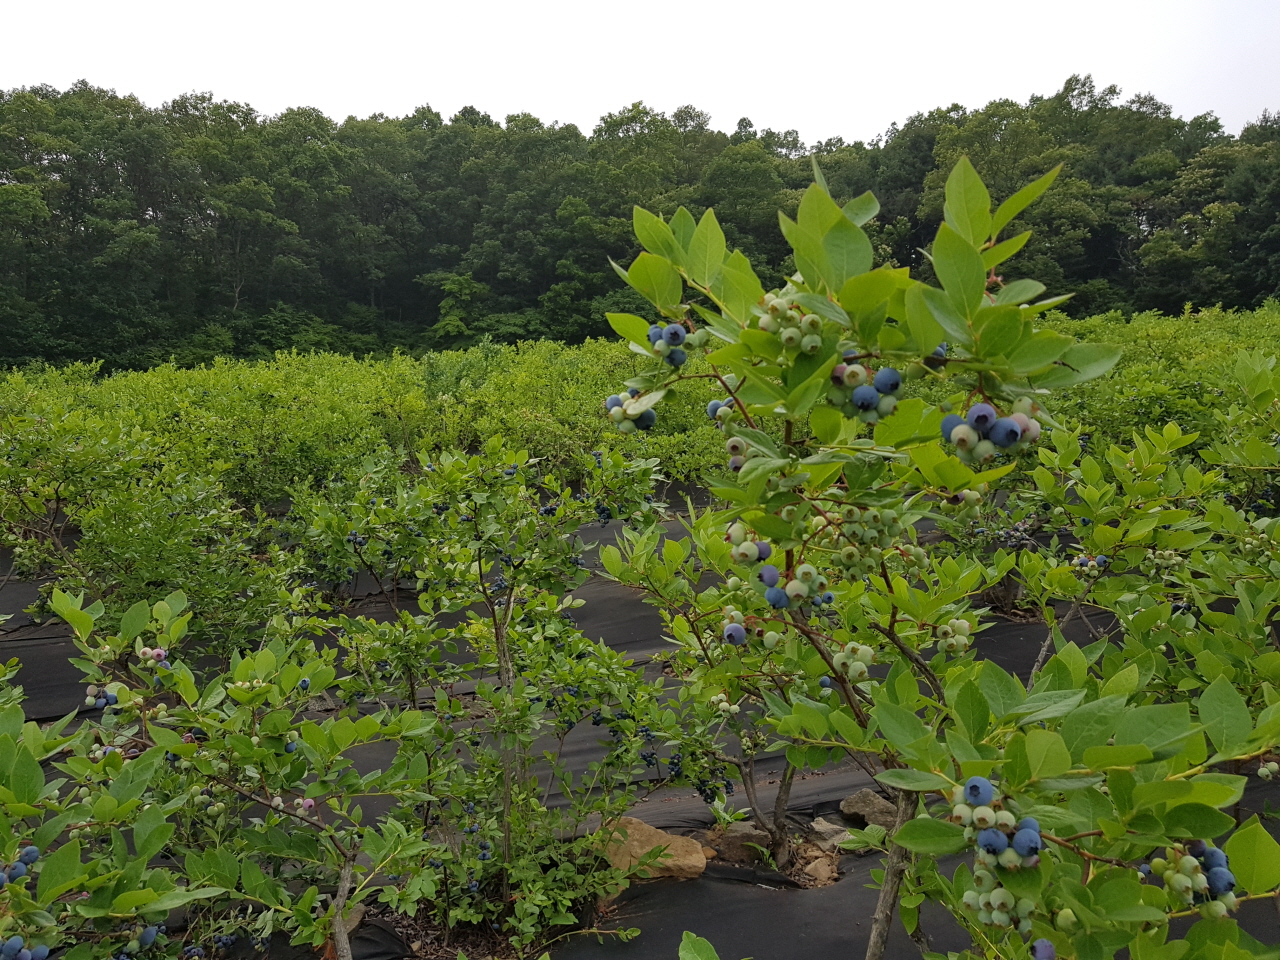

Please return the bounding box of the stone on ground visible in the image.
[840,789,898,830]
[602,817,706,879]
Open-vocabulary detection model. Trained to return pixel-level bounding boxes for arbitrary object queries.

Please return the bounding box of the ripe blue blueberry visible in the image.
[852,385,880,411]
[647,324,664,345]
[636,409,657,430]
[1206,867,1235,895]
[18,847,38,865]
[819,676,831,688]
[723,623,746,644]
[966,404,997,433]
[756,542,772,561]
[933,343,947,358]
[15,950,28,960]
[976,827,1008,855]
[965,776,995,806]
[1031,940,1056,960]
[758,564,780,588]
[707,400,723,419]
[1012,828,1041,857]
[3,938,24,957]
[941,413,964,442]
[139,928,158,948]
[662,325,686,346]
[666,347,687,367]
[821,591,835,604]
[29,950,48,960]
[1201,847,1227,870]
[7,864,25,879]
[1187,839,1207,857]
[765,586,789,609]
[1016,817,1039,834]
[873,367,901,394]
[628,388,640,397]
[105,693,118,705]
[989,417,1022,448]
[284,742,298,754]
[299,678,310,691]
[1138,863,1152,877]
[605,395,624,411]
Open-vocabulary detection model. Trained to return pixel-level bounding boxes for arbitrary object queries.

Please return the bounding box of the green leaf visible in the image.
[8,745,42,804]
[111,889,159,914]
[37,839,86,904]
[622,253,683,314]
[843,191,879,226]
[874,769,951,792]
[1162,802,1235,839]
[1025,728,1072,781]
[954,681,990,741]
[943,157,992,246]
[679,931,721,960]
[1009,330,1074,375]
[821,217,873,291]
[1082,744,1153,769]
[994,279,1047,305]
[1223,819,1280,895]
[904,284,945,357]
[809,404,843,444]
[991,164,1061,238]
[687,209,727,288]
[872,702,927,750]
[979,662,1026,718]
[981,231,1030,271]
[1062,696,1128,762]
[633,207,684,264]
[1197,676,1252,754]
[119,601,151,643]
[1031,342,1122,390]
[892,818,969,855]
[607,312,653,347]
[931,223,987,321]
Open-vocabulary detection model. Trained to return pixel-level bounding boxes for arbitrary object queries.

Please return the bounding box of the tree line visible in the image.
[1,74,1277,368]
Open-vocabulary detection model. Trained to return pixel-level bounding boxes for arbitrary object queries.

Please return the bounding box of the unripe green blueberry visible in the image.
[974,869,996,892]
[1179,855,1200,876]
[1055,908,1077,930]
[978,892,993,910]
[1220,891,1238,911]
[950,423,980,450]
[763,631,781,649]
[796,563,818,583]
[653,339,671,357]
[1203,900,1228,919]
[998,847,1023,870]
[1170,873,1193,894]
[1016,898,1036,918]
[854,645,874,665]
[608,406,626,423]
[994,810,1017,830]
[716,403,735,422]
[977,909,992,925]
[973,439,997,463]
[989,888,1015,912]
[950,802,973,824]
[971,805,996,828]
[617,419,637,433]
[962,890,981,911]
[991,909,1011,927]
[849,661,869,680]
[801,334,822,354]
[726,437,747,456]
[728,522,748,545]
[785,579,809,600]
[759,314,781,334]
[876,394,898,416]
[1150,857,1168,874]
[858,409,879,425]
[800,314,822,335]
[780,328,803,349]
[843,364,869,387]
[904,361,928,380]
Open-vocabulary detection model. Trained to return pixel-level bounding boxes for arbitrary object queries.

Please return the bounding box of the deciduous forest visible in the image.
[2,75,1278,368]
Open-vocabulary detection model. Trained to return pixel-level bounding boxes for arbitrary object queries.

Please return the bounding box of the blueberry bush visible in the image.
[597,155,1280,960]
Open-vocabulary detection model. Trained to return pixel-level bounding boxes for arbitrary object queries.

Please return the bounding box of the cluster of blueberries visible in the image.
[0,937,50,960]
[1070,553,1110,578]
[83,683,120,711]
[646,323,693,368]
[1143,840,1238,915]
[604,388,657,433]
[830,361,904,424]
[0,846,38,888]
[941,398,1043,464]
[951,777,1048,942]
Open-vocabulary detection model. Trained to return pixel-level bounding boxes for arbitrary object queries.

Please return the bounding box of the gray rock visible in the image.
[715,820,773,862]
[809,816,852,852]
[840,789,898,830]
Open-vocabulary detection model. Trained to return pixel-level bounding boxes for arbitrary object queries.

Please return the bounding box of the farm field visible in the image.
[3,159,1280,960]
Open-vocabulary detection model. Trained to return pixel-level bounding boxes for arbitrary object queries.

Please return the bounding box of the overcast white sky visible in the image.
[5,0,1277,142]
